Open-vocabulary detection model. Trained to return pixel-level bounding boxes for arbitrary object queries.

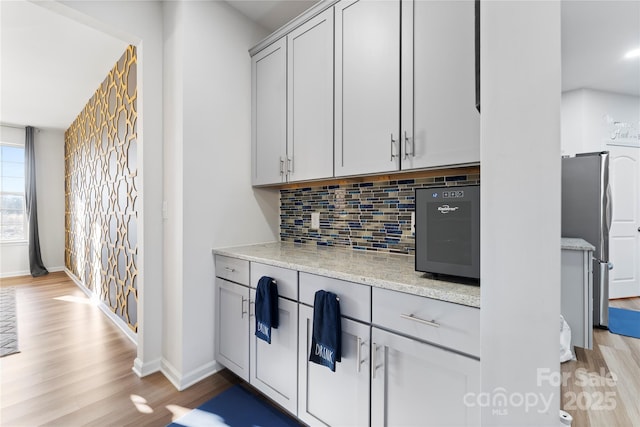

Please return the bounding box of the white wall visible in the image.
[162,0,186,383]
[481,2,561,425]
[162,0,278,390]
[34,129,65,271]
[561,88,640,156]
[0,126,65,277]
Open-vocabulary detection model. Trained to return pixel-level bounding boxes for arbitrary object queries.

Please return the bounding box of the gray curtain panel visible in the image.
[24,126,48,277]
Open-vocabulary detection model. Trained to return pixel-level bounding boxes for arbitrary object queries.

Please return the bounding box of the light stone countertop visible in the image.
[561,237,595,251]
[213,241,481,308]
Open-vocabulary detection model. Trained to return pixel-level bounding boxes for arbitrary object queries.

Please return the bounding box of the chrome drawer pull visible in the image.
[400,313,440,328]
[224,267,236,273]
[371,343,378,379]
[356,336,362,373]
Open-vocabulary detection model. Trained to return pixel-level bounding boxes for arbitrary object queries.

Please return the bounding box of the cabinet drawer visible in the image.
[299,272,371,323]
[214,255,249,286]
[372,287,480,358]
[250,262,298,301]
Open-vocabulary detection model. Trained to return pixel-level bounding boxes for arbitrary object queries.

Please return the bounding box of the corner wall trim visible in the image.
[160,359,222,391]
[65,268,137,345]
[133,357,162,377]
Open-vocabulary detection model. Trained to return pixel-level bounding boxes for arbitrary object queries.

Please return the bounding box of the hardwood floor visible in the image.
[609,296,640,311]
[561,322,640,426]
[0,272,239,426]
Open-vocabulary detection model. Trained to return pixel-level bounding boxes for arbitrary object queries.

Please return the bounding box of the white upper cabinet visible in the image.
[401,0,480,169]
[335,0,401,177]
[287,8,335,182]
[250,0,480,185]
[252,38,287,185]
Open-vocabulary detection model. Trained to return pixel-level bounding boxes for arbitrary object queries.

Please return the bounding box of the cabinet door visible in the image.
[287,8,334,182]
[215,278,249,381]
[252,38,287,185]
[298,304,370,427]
[371,327,480,427]
[335,0,400,177]
[401,0,479,169]
[561,249,593,349]
[249,292,299,415]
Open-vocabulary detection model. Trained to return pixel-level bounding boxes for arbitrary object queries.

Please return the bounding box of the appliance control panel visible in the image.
[433,190,465,199]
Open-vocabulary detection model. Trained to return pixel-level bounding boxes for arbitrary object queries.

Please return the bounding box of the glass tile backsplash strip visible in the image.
[280,174,480,254]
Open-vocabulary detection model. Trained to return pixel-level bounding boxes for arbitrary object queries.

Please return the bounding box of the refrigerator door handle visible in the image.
[593,257,613,270]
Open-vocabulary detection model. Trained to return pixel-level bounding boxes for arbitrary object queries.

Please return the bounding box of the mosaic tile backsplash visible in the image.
[280,173,480,254]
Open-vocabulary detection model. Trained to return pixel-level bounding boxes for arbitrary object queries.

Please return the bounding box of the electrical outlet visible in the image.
[311,212,320,229]
[411,212,415,234]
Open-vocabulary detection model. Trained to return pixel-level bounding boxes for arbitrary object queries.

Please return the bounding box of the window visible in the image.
[0,143,26,241]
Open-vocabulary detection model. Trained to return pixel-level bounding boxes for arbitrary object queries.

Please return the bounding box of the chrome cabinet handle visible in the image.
[241,297,248,317]
[356,337,362,373]
[224,267,235,273]
[390,134,398,161]
[372,342,378,379]
[287,156,293,174]
[403,131,415,158]
[279,157,285,176]
[403,131,409,159]
[400,313,440,328]
[249,300,255,317]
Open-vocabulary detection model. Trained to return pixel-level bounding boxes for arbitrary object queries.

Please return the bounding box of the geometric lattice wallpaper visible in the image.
[65,45,138,332]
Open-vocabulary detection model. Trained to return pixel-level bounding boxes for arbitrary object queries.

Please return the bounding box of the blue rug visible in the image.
[168,385,301,427]
[609,307,640,339]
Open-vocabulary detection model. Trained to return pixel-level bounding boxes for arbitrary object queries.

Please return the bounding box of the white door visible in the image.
[252,38,287,185]
[215,278,249,381]
[298,304,370,427]
[249,292,298,415]
[609,145,640,299]
[401,0,479,169]
[287,8,334,182]
[371,327,480,427]
[335,0,400,177]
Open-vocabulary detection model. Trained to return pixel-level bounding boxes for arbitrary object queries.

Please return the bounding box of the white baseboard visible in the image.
[133,356,162,377]
[65,268,137,345]
[0,265,70,279]
[161,358,222,391]
[0,269,30,279]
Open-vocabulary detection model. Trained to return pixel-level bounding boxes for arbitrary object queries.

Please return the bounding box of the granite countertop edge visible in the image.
[561,237,595,251]
[213,242,481,309]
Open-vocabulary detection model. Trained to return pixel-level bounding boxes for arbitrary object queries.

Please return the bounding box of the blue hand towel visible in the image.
[255,276,279,344]
[309,290,341,371]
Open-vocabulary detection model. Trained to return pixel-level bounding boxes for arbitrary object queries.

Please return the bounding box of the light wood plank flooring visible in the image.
[0,272,239,426]
[610,296,640,311]
[561,297,640,427]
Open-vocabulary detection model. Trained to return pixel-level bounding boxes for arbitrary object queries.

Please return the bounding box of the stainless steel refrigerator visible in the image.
[562,152,612,328]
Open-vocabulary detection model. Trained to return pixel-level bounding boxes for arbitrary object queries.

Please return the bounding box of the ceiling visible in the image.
[0,0,129,131]
[0,0,638,131]
[562,0,640,96]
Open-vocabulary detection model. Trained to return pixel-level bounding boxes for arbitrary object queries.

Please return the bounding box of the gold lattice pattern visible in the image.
[65,46,138,332]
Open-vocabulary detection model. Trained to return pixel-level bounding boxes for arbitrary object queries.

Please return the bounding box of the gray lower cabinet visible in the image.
[561,247,593,349]
[298,304,371,427]
[215,277,250,381]
[371,327,481,427]
[249,291,299,415]
[215,253,480,426]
